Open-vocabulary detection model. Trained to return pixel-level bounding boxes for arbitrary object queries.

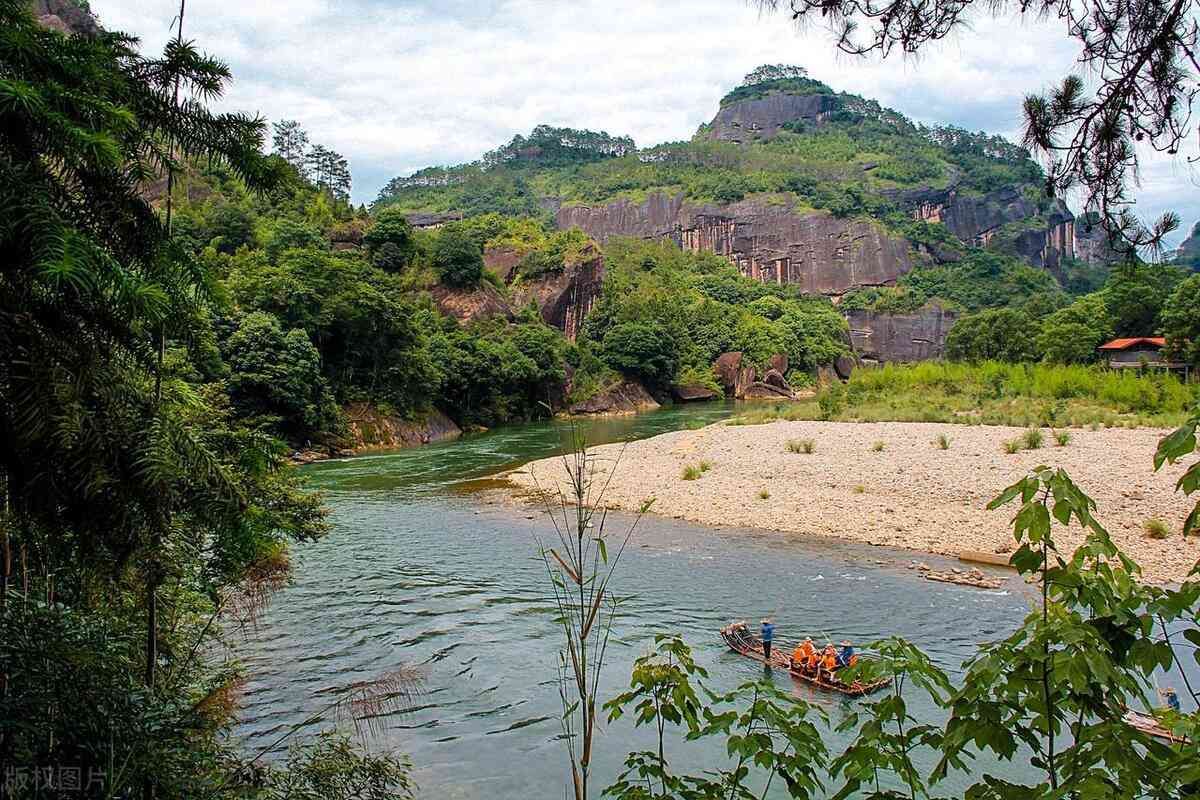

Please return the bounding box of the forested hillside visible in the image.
[372,64,1199,373]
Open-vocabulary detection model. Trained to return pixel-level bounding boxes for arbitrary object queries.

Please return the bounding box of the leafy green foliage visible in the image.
[945,308,1039,362]
[432,223,485,287]
[362,206,417,271]
[604,636,828,800]
[1161,273,1200,366]
[581,238,848,387]
[222,311,340,441]
[265,732,415,800]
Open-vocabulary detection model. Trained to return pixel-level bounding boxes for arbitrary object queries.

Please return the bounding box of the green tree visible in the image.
[601,321,679,387]
[363,206,417,271]
[0,2,335,795]
[946,308,1039,362]
[265,217,326,263]
[1161,273,1200,367]
[432,224,485,286]
[1037,294,1114,363]
[223,312,340,441]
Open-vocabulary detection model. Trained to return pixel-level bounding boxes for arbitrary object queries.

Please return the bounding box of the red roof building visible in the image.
[1098,336,1190,379]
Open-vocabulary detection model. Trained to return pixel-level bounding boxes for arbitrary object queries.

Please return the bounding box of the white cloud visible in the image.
[93,0,1199,243]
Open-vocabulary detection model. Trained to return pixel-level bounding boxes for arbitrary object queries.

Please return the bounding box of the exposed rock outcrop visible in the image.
[899,186,1076,268]
[568,380,659,415]
[714,352,756,398]
[1075,212,1125,266]
[673,384,720,402]
[33,0,98,35]
[741,382,793,400]
[558,194,913,296]
[509,245,605,340]
[707,93,837,143]
[846,304,959,363]
[343,404,462,451]
[430,282,514,325]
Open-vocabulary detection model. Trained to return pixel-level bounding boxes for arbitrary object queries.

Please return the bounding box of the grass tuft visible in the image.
[1002,439,1022,455]
[757,489,770,500]
[681,464,702,481]
[786,438,816,454]
[853,484,866,494]
[871,441,885,452]
[1054,430,1071,447]
[1143,518,1171,539]
[1022,428,1044,450]
[934,433,951,450]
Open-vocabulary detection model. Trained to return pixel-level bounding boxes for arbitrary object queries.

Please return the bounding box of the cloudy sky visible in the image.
[94,0,1199,245]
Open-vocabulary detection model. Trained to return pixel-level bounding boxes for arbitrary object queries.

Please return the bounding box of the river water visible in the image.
[233,403,1193,798]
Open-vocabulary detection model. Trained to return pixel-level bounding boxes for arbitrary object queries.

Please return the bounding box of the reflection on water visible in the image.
[234,403,1194,798]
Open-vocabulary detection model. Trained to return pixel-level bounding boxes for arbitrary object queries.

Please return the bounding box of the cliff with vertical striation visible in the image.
[558,194,912,296]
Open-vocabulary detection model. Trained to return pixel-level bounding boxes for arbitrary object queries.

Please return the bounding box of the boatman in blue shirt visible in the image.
[761,618,775,660]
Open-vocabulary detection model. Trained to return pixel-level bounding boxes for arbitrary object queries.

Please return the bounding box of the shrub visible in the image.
[1054,430,1071,447]
[1022,428,1044,449]
[872,441,885,452]
[934,433,951,450]
[787,439,815,454]
[1143,518,1171,539]
[432,224,484,286]
[1002,439,1023,454]
[681,465,702,481]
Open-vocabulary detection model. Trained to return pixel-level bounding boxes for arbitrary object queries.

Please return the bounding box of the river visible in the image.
[233,402,1192,798]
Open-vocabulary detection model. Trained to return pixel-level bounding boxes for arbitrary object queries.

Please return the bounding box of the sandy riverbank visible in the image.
[504,420,1200,584]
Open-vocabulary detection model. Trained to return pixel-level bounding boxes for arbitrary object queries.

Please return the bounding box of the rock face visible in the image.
[707,94,838,143]
[673,384,720,402]
[558,194,913,296]
[1174,220,1200,265]
[33,0,99,35]
[901,186,1077,269]
[846,305,959,363]
[1074,212,1125,267]
[568,380,660,415]
[714,352,756,397]
[433,243,605,338]
[430,282,513,325]
[509,245,605,340]
[343,404,462,450]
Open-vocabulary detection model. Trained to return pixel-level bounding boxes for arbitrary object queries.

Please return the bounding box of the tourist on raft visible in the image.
[761,618,775,659]
[792,637,816,669]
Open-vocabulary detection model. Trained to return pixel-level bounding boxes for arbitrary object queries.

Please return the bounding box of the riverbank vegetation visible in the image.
[0,4,412,796]
[729,361,1199,428]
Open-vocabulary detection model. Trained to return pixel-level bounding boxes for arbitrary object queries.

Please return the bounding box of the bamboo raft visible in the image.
[1123,710,1190,744]
[720,623,891,697]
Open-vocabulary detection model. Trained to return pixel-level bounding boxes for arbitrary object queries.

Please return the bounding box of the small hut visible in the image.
[1098,337,1190,380]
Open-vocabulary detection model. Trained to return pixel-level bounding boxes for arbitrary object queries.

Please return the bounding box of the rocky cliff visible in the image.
[707,93,837,143]
[433,242,605,340]
[509,245,605,340]
[558,194,912,296]
[898,186,1076,269]
[32,0,98,35]
[846,304,959,363]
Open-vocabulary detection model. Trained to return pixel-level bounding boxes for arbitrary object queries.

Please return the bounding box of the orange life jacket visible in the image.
[823,650,838,670]
[792,646,805,664]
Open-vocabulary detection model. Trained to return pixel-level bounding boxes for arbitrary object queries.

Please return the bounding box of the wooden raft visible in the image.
[720,623,890,697]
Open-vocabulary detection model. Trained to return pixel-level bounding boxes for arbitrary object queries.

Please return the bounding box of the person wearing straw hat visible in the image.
[761,618,775,660]
[1160,687,1181,713]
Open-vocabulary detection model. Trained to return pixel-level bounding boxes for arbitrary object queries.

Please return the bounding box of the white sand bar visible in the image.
[506,420,1200,584]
